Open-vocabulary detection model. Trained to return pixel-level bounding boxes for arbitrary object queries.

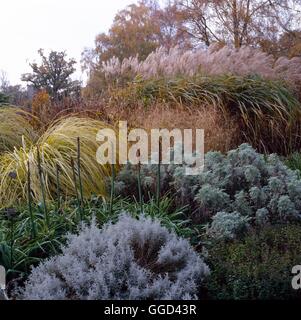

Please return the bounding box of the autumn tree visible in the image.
[262,30,301,58]
[277,31,301,58]
[177,0,301,48]
[1,71,32,106]
[22,49,81,100]
[82,1,191,70]
[82,1,160,71]
[82,0,192,97]
[153,0,192,49]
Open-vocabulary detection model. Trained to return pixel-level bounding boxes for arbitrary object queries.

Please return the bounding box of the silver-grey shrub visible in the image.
[189,144,301,225]
[108,144,301,240]
[207,212,251,241]
[113,144,301,227]
[19,214,209,300]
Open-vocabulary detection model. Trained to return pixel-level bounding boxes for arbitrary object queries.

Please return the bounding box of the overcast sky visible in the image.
[0,0,137,85]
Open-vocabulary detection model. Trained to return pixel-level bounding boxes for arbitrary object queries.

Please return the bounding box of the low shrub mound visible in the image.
[207,211,251,241]
[171,144,301,229]
[205,224,301,300]
[18,214,209,300]
[111,144,301,236]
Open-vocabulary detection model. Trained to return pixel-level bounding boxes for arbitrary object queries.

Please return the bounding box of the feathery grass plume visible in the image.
[0,107,38,154]
[102,45,301,91]
[0,117,120,208]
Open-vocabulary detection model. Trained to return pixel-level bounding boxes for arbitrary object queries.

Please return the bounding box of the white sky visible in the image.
[0,0,137,85]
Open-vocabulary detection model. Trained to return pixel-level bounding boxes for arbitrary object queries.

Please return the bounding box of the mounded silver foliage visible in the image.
[179,144,301,225]
[207,211,251,240]
[19,214,209,300]
[108,144,301,240]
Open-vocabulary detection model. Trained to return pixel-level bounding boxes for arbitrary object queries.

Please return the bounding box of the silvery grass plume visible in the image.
[102,45,301,90]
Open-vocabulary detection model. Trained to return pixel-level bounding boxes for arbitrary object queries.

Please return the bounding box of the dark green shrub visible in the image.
[0,92,9,105]
[286,153,301,175]
[205,224,301,300]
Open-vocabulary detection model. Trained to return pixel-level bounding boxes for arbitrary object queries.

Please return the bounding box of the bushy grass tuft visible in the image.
[0,116,118,208]
[0,107,38,154]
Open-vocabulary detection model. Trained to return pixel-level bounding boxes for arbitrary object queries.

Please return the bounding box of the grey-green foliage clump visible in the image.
[110,144,301,240]
[111,162,172,199]
[207,212,251,240]
[174,144,301,238]
[18,214,209,300]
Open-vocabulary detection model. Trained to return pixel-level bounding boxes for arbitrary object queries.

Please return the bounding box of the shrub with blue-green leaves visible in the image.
[112,144,301,239]
[18,214,209,300]
[207,212,251,241]
[174,144,301,226]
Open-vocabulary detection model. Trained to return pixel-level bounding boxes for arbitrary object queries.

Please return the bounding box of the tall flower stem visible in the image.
[56,163,61,212]
[37,147,49,228]
[27,161,36,239]
[77,137,84,218]
[71,157,82,221]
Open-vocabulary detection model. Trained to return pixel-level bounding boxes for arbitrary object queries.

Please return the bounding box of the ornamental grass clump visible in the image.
[105,45,301,155]
[102,45,301,91]
[0,116,118,207]
[0,107,38,154]
[18,214,209,300]
[114,74,300,154]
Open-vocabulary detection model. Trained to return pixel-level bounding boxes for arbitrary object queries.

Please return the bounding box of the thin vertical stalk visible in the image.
[137,150,143,213]
[156,140,162,213]
[109,163,116,216]
[71,157,82,221]
[27,161,36,239]
[77,137,84,218]
[37,147,49,228]
[56,163,61,211]
[10,219,14,269]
